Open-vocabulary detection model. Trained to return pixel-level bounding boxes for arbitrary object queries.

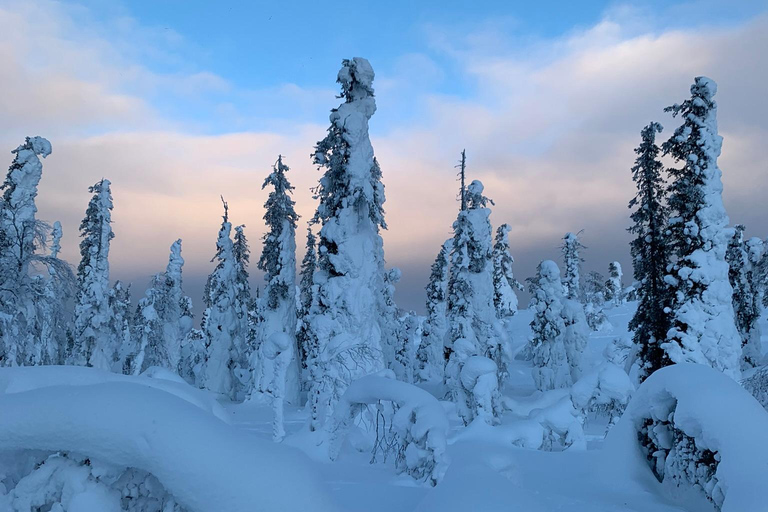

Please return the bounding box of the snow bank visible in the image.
[605,363,768,511]
[0,365,229,423]
[329,374,449,486]
[0,381,337,512]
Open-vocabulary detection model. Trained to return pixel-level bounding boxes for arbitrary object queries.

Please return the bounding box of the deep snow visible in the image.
[2,302,767,511]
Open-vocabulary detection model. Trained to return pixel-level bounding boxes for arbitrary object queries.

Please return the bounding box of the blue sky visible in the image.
[1,0,767,312]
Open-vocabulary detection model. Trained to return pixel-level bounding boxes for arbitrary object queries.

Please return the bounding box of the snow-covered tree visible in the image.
[0,137,53,367]
[445,180,504,425]
[561,232,584,301]
[381,267,407,380]
[416,240,450,383]
[529,260,571,391]
[71,179,114,370]
[392,310,419,384]
[583,271,609,331]
[628,122,672,383]
[662,77,741,379]
[492,223,521,319]
[296,226,316,381]
[107,280,133,373]
[231,224,253,399]
[305,58,391,430]
[561,296,589,382]
[200,200,243,398]
[604,262,623,306]
[726,225,762,370]
[255,155,300,428]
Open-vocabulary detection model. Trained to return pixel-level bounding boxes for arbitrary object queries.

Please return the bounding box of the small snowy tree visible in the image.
[416,240,450,383]
[445,179,504,425]
[604,262,623,306]
[662,77,741,379]
[529,260,571,391]
[306,58,390,430]
[71,179,114,370]
[628,122,672,383]
[492,223,521,319]
[583,271,609,332]
[231,225,253,399]
[107,280,133,373]
[726,225,762,370]
[561,232,585,301]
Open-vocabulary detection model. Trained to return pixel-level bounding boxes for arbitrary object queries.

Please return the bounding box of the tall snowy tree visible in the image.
[662,77,741,379]
[627,122,672,383]
[305,58,391,430]
[726,225,762,370]
[71,179,114,369]
[200,200,243,398]
[529,260,571,391]
[445,179,504,425]
[296,225,316,380]
[604,262,624,306]
[583,271,609,331]
[561,232,584,301]
[416,240,450,383]
[0,137,53,367]
[492,223,521,320]
[231,224,253,398]
[254,155,300,425]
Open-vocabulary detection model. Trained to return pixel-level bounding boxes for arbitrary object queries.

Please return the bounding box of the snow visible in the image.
[0,376,337,512]
[605,363,768,511]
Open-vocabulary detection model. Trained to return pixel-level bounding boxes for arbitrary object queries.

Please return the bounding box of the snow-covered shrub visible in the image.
[606,363,768,511]
[571,362,633,431]
[0,452,185,512]
[741,366,768,411]
[459,356,502,425]
[532,396,587,451]
[329,374,449,486]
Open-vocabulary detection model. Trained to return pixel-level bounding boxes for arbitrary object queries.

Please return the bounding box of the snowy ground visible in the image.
[219,303,696,512]
[3,302,766,511]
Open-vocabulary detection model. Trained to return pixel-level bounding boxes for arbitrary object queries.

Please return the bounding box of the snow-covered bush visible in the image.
[499,393,586,452]
[329,374,449,486]
[606,363,768,511]
[741,366,768,411]
[571,362,633,430]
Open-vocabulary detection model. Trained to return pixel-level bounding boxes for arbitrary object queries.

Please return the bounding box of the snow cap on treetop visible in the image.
[13,136,52,158]
[468,180,484,196]
[540,260,560,280]
[693,76,717,100]
[338,57,375,101]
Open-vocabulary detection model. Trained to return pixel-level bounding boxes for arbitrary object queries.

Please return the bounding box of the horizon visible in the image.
[3,0,767,314]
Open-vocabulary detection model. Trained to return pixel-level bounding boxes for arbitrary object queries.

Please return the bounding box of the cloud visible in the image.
[1,1,766,313]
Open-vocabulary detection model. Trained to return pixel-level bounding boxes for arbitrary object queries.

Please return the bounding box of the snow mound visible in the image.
[0,365,229,423]
[0,381,337,512]
[605,363,768,512]
[329,374,449,486]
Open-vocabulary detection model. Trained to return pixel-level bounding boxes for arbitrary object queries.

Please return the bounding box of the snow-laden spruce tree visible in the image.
[416,240,450,383]
[296,225,316,385]
[561,232,584,301]
[36,221,75,366]
[131,240,191,375]
[604,262,623,306]
[628,122,672,383]
[231,224,253,399]
[71,179,115,369]
[492,223,521,320]
[445,180,504,425]
[107,280,133,373]
[0,137,53,367]
[662,77,741,379]
[200,200,243,398]
[254,155,300,429]
[559,231,588,381]
[306,58,391,430]
[583,271,609,331]
[382,267,408,380]
[726,225,762,370]
[529,260,571,391]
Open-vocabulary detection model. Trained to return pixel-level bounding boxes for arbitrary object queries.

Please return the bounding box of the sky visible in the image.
[1,0,767,314]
